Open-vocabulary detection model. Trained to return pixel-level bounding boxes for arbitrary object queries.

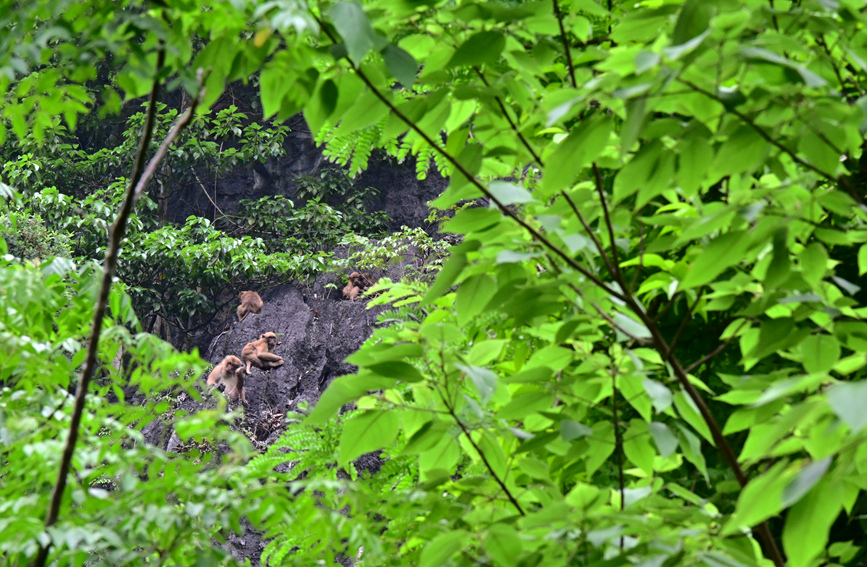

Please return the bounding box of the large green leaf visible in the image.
[338,410,400,466]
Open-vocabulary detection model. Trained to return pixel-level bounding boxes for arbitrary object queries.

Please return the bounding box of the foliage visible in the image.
[3,0,867,566]
[0,253,298,564]
[1,103,388,341]
[0,210,72,262]
[334,226,451,281]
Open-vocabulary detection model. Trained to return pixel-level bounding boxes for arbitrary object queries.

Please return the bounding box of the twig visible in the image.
[33,58,205,567]
[611,369,625,549]
[680,78,862,205]
[593,163,623,283]
[474,68,544,167]
[684,321,747,374]
[551,0,577,87]
[667,289,704,355]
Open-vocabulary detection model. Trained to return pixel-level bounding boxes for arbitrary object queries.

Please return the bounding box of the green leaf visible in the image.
[485,524,522,567]
[800,242,828,288]
[306,374,395,425]
[672,0,710,45]
[338,410,400,466]
[827,381,867,433]
[612,311,652,340]
[643,378,673,412]
[330,1,377,65]
[673,389,713,443]
[799,334,840,374]
[542,115,612,195]
[623,420,654,475]
[489,181,534,205]
[456,273,497,325]
[782,457,831,508]
[679,231,751,290]
[422,240,479,304]
[402,419,452,454]
[367,361,425,383]
[446,31,505,68]
[763,227,790,290]
[456,363,497,406]
[783,476,844,567]
[649,422,679,458]
[419,530,468,567]
[725,460,793,534]
[858,243,867,275]
[561,420,593,441]
[382,44,417,87]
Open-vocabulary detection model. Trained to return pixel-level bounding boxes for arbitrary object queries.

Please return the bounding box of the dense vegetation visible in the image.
[2,0,867,565]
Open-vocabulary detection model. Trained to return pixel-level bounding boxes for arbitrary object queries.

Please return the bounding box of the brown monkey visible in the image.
[237,290,263,322]
[241,332,284,373]
[207,355,247,403]
[343,272,368,301]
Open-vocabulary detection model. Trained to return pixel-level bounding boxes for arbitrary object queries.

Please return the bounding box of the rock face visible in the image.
[166,119,448,233]
[142,268,405,565]
[207,283,383,427]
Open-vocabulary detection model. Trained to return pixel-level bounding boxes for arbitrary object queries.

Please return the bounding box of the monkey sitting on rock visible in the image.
[237,290,263,322]
[207,355,247,403]
[342,272,377,301]
[241,332,284,374]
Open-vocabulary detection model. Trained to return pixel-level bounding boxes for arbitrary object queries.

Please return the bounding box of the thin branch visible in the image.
[624,297,785,567]
[593,163,623,283]
[680,78,862,205]
[684,321,747,374]
[587,171,786,567]
[611,369,625,548]
[667,289,704,355]
[34,60,205,567]
[562,190,620,284]
[474,68,544,167]
[34,47,165,567]
[551,0,577,87]
[629,222,645,294]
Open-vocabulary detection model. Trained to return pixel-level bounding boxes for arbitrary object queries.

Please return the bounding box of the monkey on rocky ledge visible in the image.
[237,290,263,322]
[241,332,284,374]
[207,355,247,403]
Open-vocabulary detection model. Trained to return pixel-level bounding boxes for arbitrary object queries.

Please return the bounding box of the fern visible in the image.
[314,92,451,181]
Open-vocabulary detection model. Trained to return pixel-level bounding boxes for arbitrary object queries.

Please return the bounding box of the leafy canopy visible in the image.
[3,0,867,566]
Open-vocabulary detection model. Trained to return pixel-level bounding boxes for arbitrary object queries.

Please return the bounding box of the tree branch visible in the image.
[33,59,205,567]
[680,78,862,205]
[667,289,704,356]
[684,321,747,374]
[474,68,544,167]
[314,17,626,302]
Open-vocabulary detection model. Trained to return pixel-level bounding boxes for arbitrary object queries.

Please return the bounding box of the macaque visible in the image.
[207,355,247,403]
[241,332,284,374]
[342,272,377,301]
[237,290,263,322]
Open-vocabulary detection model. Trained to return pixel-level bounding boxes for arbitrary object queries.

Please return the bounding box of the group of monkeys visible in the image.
[206,291,284,404]
[207,272,377,404]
